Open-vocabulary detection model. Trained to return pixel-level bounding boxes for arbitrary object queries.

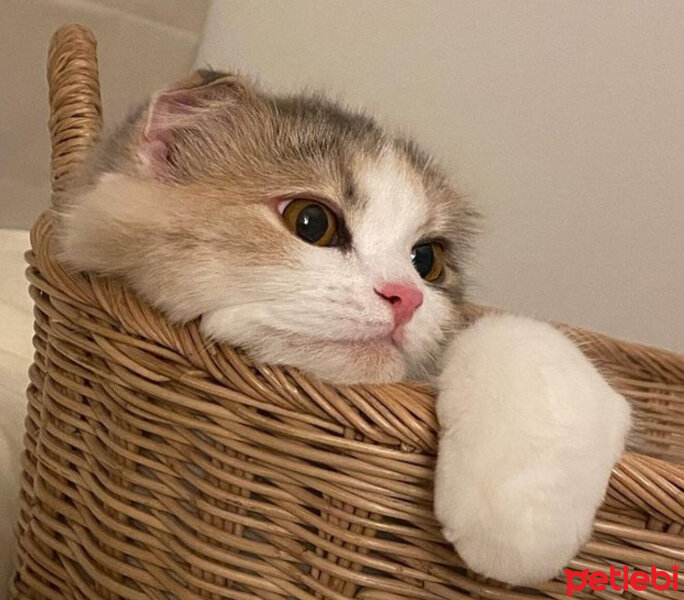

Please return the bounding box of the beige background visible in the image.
[198,0,683,352]
[1,0,682,351]
[0,0,208,228]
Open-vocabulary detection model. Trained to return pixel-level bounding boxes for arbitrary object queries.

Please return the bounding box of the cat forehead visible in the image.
[347,150,429,245]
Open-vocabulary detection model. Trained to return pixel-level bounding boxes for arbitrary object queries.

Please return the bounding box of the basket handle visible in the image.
[47,24,102,196]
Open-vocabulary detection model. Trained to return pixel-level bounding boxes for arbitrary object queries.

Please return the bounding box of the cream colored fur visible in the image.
[434,314,631,584]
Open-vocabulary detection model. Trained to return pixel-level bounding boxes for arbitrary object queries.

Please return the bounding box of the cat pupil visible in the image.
[296,204,329,242]
[411,244,435,278]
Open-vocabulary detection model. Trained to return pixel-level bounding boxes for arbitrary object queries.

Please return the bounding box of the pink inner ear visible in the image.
[139,89,200,179]
[143,139,169,169]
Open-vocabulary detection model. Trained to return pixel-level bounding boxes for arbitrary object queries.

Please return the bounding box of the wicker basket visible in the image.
[9,24,684,600]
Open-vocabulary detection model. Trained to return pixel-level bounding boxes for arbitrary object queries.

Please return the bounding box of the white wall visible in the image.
[198,0,683,352]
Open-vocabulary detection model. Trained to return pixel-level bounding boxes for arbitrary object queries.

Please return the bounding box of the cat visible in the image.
[59,70,476,385]
[54,70,631,585]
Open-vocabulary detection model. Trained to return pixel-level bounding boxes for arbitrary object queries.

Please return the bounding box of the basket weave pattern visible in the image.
[10,25,684,600]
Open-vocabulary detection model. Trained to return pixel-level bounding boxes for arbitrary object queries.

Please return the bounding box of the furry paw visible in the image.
[434,314,631,585]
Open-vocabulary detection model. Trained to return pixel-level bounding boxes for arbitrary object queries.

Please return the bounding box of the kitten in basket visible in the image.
[57,70,631,585]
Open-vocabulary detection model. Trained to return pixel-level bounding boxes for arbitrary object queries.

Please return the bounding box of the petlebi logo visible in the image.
[565,564,679,596]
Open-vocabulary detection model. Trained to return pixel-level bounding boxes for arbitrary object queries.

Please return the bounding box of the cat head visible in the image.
[59,70,478,383]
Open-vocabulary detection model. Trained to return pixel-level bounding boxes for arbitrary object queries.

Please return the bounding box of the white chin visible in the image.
[272,339,408,385]
[314,342,408,384]
[200,315,410,384]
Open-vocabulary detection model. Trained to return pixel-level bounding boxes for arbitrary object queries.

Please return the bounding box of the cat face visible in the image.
[60,71,477,383]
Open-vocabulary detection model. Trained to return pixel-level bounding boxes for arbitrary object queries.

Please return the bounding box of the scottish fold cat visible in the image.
[55,70,630,584]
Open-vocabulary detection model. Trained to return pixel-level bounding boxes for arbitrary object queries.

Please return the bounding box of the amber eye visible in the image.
[411,242,445,282]
[282,199,338,246]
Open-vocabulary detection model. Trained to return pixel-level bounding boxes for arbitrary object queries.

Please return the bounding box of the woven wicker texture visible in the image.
[9,24,684,600]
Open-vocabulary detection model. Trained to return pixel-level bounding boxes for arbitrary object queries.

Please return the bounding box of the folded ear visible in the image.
[139,70,254,178]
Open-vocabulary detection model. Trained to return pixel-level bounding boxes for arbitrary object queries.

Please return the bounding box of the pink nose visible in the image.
[375,283,424,327]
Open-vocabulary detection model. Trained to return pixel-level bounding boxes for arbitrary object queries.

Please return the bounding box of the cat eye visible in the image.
[282,199,338,246]
[411,242,445,282]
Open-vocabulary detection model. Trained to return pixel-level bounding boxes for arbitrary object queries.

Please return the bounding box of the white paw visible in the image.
[434,314,631,585]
